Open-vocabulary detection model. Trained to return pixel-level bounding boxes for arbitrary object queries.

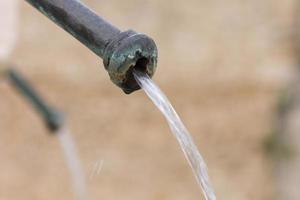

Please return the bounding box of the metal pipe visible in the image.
[25,0,158,94]
[7,69,64,132]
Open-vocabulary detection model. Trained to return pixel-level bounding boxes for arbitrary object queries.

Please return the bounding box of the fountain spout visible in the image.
[7,69,64,132]
[25,0,158,94]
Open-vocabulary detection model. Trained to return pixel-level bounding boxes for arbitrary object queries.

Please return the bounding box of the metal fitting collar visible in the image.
[103,30,158,94]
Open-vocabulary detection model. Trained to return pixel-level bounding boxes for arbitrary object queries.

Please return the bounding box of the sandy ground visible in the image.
[0,0,297,199]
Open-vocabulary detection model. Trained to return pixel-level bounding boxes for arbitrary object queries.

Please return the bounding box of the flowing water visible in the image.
[57,127,87,200]
[133,70,216,200]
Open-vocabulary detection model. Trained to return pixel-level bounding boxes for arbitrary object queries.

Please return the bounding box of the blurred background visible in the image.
[0,0,299,199]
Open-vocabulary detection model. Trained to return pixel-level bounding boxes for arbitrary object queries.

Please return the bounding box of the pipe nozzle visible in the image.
[103,31,158,94]
[25,0,158,94]
[7,69,64,132]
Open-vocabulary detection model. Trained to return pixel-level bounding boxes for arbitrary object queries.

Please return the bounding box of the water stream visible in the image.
[133,70,216,200]
[57,126,87,200]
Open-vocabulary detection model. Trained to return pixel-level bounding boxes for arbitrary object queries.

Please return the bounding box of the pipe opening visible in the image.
[123,57,149,93]
[133,57,148,72]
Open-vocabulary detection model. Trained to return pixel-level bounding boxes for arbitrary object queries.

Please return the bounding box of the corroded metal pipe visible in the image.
[25,0,158,94]
[7,69,64,132]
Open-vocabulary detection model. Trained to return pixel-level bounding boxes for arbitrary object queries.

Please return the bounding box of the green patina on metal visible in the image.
[25,0,158,94]
[103,31,158,93]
